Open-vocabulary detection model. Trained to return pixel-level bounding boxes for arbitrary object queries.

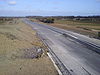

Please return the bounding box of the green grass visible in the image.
[0,21,4,24]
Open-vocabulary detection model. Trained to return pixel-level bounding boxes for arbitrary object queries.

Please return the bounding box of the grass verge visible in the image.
[0,18,58,75]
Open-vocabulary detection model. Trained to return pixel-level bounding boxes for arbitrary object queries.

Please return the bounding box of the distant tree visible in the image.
[39,18,55,23]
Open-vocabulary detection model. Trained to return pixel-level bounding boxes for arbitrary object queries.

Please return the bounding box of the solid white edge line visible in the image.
[47,52,62,75]
[68,34,78,39]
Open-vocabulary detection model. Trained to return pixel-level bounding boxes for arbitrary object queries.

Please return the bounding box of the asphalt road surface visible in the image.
[23,19,100,75]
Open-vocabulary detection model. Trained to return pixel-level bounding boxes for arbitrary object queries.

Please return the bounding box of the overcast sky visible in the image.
[0,0,100,16]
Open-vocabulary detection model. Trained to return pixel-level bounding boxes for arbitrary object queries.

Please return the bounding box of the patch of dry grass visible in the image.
[0,18,58,75]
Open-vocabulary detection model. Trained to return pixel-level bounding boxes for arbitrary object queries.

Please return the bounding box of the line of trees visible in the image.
[26,16,100,23]
[0,18,13,22]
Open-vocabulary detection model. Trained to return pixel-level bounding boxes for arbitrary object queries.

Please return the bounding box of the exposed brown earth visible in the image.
[0,19,58,75]
[49,23,99,38]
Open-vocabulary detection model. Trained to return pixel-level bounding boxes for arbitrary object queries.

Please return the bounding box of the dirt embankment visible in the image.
[0,18,58,75]
[32,19,100,38]
[49,23,99,38]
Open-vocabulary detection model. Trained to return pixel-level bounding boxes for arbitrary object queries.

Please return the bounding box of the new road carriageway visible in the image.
[23,18,100,75]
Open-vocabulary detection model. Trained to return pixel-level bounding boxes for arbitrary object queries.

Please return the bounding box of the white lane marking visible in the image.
[47,53,62,75]
[68,34,78,39]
